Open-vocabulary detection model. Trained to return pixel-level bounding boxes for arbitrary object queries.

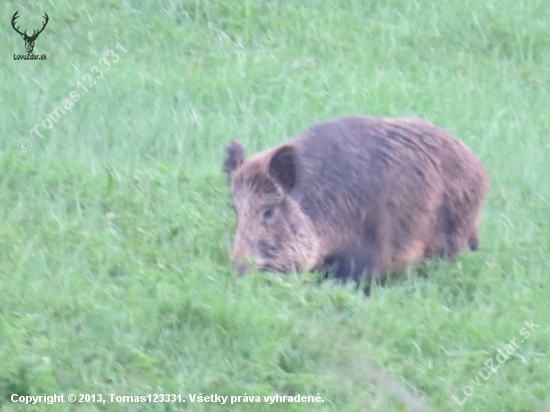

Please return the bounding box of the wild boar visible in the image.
[223,116,488,283]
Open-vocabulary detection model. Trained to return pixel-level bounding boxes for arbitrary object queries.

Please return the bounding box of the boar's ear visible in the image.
[223,139,246,183]
[268,144,297,192]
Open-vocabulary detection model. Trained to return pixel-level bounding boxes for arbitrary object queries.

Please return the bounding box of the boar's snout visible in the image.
[230,260,250,276]
[230,236,253,276]
[230,234,279,275]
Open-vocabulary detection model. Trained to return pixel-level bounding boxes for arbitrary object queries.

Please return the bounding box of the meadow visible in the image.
[1,0,549,410]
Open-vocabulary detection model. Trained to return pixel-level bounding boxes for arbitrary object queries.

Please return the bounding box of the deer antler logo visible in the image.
[12,10,49,54]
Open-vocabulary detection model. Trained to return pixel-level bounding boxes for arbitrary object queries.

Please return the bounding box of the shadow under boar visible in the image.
[223,116,489,283]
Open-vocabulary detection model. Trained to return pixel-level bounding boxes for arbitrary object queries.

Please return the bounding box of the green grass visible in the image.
[1,0,549,411]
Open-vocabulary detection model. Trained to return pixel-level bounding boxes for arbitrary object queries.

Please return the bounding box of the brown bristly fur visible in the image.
[224,116,489,283]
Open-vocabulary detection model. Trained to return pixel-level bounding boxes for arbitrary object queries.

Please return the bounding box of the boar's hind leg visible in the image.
[467,232,479,251]
[436,207,480,257]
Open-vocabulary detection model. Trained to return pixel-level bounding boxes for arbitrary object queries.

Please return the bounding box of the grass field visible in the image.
[1,0,549,410]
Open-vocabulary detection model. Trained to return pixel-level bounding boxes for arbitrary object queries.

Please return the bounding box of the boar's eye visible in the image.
[262,206,276,223]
